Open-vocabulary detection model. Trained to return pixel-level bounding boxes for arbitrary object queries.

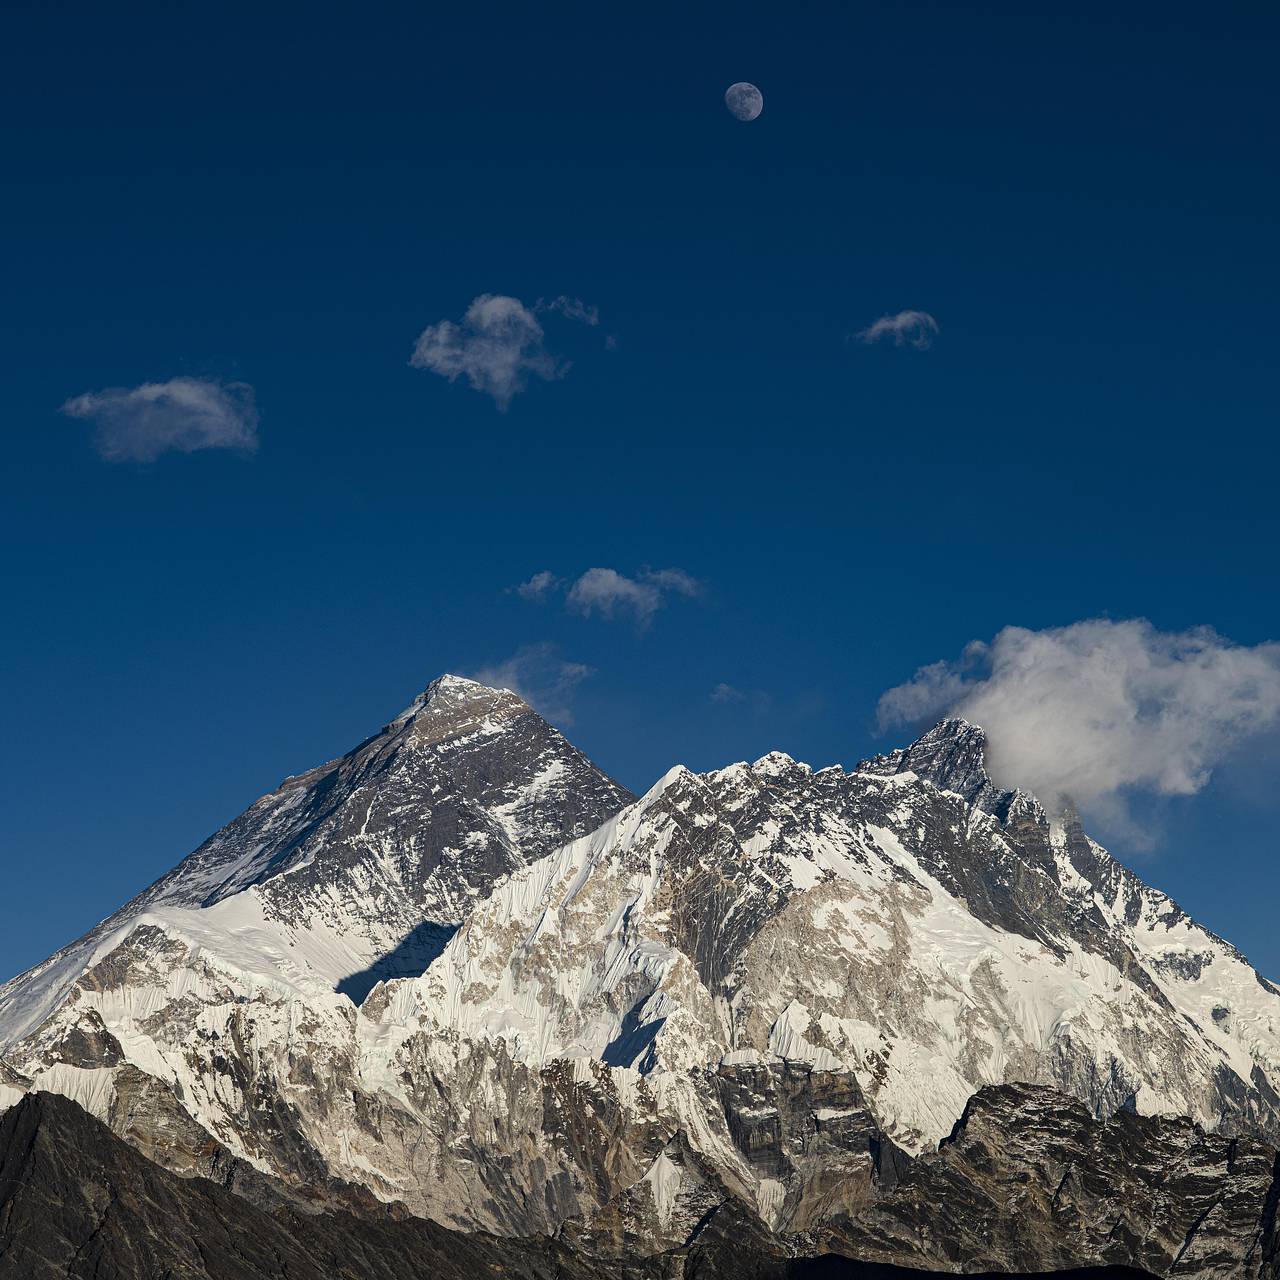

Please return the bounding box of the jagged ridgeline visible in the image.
[1,676,1278,1278]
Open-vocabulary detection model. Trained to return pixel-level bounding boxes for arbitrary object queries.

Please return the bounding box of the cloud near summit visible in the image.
[469,643,593,724]
[877,618,1280,824]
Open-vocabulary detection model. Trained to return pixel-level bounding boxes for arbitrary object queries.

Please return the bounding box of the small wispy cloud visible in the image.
[513,570,562,602]
[537,295,600,326]
[469,642,594,724]
[566,567,703,626]
[510,566,703,627]
[856,309,939,350]
[709,682,775,713]
[877,619,1280,835]
[60,377,259,462]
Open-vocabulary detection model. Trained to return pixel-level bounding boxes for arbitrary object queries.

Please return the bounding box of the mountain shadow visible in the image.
[335,920,458,1004]
[601,1004,665,1069]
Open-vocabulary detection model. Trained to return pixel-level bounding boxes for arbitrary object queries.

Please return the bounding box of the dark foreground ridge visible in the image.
[0,1091,1162,1280]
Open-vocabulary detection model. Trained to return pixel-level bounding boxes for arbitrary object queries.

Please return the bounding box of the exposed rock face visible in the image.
[0,1089,1269,1279]
[406,742,1280,1154]
[1,682,1279,1277]
[0,1090,596,1280]
[825,1082,1280,1276]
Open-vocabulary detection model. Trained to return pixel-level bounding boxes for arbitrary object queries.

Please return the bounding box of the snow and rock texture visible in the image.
[0,674,633,1042]
[0,1090,658,1280]
[405,722,1280,1154]
[0,1080,1274,1278]
[1,690,1280,1276]
[820,1081,1280,1276]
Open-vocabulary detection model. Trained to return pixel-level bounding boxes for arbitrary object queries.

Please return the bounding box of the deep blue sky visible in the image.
[3,1,1278,981]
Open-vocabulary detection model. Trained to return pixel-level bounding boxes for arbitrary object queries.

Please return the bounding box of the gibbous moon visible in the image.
[724,82,763,122]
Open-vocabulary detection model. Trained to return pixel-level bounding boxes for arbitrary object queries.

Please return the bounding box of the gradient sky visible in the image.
[3,1,1278,982]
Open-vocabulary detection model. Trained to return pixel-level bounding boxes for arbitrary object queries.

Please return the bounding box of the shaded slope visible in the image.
[0,1092,1168,1280]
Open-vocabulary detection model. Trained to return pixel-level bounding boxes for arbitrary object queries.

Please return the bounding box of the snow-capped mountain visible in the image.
[1,680,1278,1276]
[402,718,1280,1151]
[0,675,632,1043]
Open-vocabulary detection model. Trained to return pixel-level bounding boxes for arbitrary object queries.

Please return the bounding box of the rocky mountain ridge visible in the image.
[1,1086,1273,1278]
[1,677,1278,1277]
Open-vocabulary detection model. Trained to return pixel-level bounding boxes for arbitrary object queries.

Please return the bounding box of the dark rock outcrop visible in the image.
[0,1090,1192,1280]
[824,1082,1280,1277]
[0,1091,1167,1280]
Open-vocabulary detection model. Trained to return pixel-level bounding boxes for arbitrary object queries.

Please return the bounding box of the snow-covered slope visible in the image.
[399,723,1280,1150]
[0,675,633,1045]
[1,698,1277,1270]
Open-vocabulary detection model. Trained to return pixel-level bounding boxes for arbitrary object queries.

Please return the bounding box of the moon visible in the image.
[724,82,763,122]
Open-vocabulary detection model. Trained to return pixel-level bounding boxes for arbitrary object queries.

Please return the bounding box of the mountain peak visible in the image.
[428,672,504,698]
[0,675,635,1037]
[389,673,531,733]
[858,716,996,807]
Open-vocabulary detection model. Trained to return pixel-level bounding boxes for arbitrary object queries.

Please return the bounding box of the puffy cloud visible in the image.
[566,567,703,626]
[469,643,594,724]
[410,292,604,409]
[568,569,658,621]
[60,377,259,462]
[410,294,561,410]
[513,570,562,602]
[856,309,939,350]
[877,619,1280,822]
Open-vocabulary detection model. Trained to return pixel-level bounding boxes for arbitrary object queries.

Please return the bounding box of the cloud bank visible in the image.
[61,377,259,462]
[856,310,939,350]
[877,619,1280,821]
[470,643,593,724]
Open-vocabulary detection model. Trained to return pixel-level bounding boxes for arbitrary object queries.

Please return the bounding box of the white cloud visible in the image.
[566,567,703,626]
[513,570,562,602]
[877,619,1280,823]
[568,569,658,622]
[710,682,746,704]
[469,643,594,724]
[60,377,259,462]
[856,309,939,350]
[410,294,561,410]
